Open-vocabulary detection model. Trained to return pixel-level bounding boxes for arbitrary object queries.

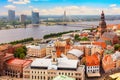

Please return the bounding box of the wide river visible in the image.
[0,20,120,43]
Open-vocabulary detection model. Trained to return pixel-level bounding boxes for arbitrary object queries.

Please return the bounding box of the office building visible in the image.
[8,10,15,21]
[32,11,39,24]
[20,14,26,23]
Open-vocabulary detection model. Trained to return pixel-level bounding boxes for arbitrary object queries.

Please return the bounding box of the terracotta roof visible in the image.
[102,55,113,63]
[107,24,120,30]
[86,54,100,66]
[65,44,71,49]
[0,44,10,51]
[93,41,106,49]
[6,58,32,67]
[80,33,88,37]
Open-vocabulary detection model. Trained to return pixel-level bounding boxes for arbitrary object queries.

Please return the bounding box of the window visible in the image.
[71,73,73,75]
[32,75,33,79]
[44,76,45,79]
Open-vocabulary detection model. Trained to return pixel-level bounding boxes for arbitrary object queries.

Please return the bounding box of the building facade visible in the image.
[0,52,14,76]
[23,50,85,80]
[5,58,32,78]
[27,47,46,58]
[86,54,100,77]
[32,11,39,24]
[8,10,15,21]
[20,14,26,23]
[46,44,55,56]
[23,66,85,80]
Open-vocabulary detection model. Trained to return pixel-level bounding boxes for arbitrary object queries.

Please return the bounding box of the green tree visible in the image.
[114,44,120,51]
[80,37,89,41]
[20,53,25,59]
[74,34,81,41]
[23,46,27,55]
[14,46,27,59]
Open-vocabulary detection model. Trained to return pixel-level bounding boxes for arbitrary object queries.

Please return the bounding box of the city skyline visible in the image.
[0,0,120,16]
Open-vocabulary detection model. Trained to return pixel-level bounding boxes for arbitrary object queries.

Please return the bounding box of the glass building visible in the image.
[32,11,39,24]
[8,10,15,21]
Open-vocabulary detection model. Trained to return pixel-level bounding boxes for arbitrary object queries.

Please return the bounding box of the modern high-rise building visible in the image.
[32,11,39,24]
[63,11,67,22]
[8,10,15,21]
[20,14,26,23]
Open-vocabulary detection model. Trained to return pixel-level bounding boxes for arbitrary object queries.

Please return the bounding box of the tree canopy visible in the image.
[14,46,27,59]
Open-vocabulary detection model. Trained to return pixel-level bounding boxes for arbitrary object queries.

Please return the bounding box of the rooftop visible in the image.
[68,49,83,57]
[7,58,32,67]
[30,58,78,70]
[26,45,41,49]
[107,24,120,30]
[86,54,100,66]
[3,53,13,58]
[102,31,117,39]
[92,41,106,49]
[0,44,11,51]
[111,51,120,61]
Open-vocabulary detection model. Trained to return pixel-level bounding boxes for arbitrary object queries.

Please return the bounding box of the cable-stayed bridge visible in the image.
[54,11,98,28]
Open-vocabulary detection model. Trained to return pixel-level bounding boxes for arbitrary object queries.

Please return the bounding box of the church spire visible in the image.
[101,11,105,21]
[99,11,107,34]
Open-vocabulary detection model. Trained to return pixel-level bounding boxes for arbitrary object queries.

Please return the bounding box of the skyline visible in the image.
[0,0,120,16]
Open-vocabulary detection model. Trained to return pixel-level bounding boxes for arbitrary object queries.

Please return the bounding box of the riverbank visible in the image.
[43,30,79,39]
[0,37,34,45]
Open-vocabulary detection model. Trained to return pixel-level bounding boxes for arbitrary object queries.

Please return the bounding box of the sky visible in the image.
[0,0,120,16]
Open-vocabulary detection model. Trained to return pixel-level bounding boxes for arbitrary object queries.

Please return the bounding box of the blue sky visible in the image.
[0,0,120,15]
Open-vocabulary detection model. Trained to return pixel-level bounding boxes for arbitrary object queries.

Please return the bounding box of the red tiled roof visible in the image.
[102,55,113,64]
[93,41,107,49]
[6,58,32,67]
[107,24,120,30]
[80,33,88,37]
[86,54,100,66]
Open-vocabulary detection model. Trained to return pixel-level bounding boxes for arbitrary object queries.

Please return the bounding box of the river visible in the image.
[0,20,120,43]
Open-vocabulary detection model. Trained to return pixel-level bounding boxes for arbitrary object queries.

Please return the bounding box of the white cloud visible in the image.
[4,5,16,10]
[8,0,30,4]
[37,6,120,15]
[3,5,120,16]
[110,4,117,7]
[33,8,40,12]
[38,6,101,15]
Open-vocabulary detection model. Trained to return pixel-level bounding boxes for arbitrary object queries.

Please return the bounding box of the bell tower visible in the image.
[99,11,107,35]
